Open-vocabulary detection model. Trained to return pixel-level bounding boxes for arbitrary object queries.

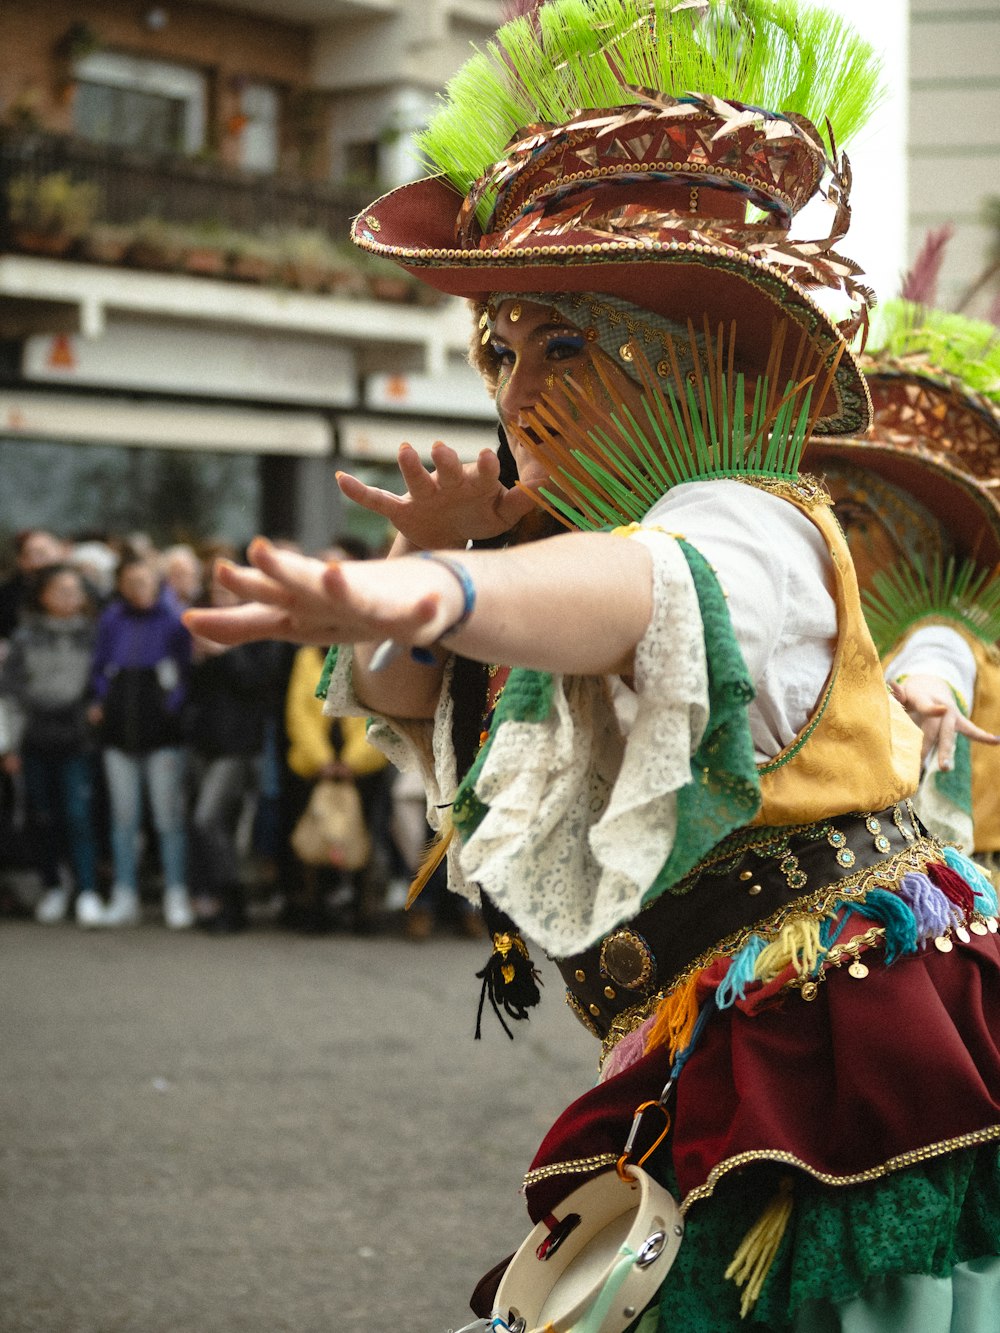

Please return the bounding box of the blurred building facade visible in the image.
[0,0,503,552]
[0,1,997,553]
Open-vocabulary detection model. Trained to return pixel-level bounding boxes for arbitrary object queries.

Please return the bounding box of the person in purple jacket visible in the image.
[89,553,193,928]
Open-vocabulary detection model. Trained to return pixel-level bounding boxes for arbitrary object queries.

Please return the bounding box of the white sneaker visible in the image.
[163,886,194,930]
[102,886,142,927]
[35,886,71,924]
[75,890,107,928]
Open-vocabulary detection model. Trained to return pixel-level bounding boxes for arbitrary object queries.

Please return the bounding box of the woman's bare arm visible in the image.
[183,532,654,716]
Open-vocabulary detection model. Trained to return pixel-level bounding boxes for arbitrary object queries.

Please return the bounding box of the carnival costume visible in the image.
[325,2,1000,1327]
[811,301,1000,872]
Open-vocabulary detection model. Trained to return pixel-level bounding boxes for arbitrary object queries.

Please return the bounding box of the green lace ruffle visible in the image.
[646,1142,1000,1332]
[642,540,759,903]
[451,539,761,904]
[315,645,339,700]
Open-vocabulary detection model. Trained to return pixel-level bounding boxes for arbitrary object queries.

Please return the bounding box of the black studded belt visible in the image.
[557,802,928,1041]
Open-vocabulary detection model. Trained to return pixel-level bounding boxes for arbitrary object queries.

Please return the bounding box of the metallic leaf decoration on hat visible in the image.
[862,299,1000,482]
[418,0,883,222]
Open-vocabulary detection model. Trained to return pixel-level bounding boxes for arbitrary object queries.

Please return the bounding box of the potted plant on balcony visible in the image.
[7,171,100,257]
[176,223,230,278]
[125,217,186,272]
[355,249,420,304]
[80,220,136,266]
[277,228,346,293]
[227,231,283,285]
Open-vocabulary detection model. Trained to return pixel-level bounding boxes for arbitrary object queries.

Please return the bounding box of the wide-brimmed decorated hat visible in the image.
[810,300,1000,571]
[352,0,884,435]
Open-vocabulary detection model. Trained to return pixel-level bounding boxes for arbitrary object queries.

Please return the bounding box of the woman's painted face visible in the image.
[489,299,647,489]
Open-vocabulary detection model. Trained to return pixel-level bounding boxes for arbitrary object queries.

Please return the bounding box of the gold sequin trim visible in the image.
[679,1125,1000,1214]
[523,1152,619,1190]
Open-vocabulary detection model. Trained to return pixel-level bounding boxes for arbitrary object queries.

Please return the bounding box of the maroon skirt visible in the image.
[525,929,1000,1222]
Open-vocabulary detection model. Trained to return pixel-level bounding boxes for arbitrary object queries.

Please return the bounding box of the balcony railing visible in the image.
[0,125,372,239]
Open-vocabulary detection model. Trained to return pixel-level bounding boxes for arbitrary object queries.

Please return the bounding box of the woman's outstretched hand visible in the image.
[336,440,534,550]
[182,538,462,650]
[890,673,999,770]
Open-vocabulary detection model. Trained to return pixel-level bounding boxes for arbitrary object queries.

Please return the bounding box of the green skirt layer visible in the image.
[648,1143,1000,1331]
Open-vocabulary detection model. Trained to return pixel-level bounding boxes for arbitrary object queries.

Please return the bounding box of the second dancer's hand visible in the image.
[336,440,534,551]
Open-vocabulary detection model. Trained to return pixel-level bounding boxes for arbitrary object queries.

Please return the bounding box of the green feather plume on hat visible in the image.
[417,0,883,222]
[865,299,1000,402]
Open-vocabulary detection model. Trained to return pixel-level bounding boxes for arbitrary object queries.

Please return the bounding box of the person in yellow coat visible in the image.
[282,642,391,932]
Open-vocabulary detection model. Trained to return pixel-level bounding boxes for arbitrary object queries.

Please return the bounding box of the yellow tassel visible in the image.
[405,810,454,910]
[644,971,701,1062]
[724,1176,794,1318]
[754,915,822,983]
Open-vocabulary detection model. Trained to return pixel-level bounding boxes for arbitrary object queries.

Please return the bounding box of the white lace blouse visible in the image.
[323,480,837,956]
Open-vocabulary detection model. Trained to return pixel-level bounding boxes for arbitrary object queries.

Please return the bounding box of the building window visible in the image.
[72,52,206,155]
[237,83,280,174]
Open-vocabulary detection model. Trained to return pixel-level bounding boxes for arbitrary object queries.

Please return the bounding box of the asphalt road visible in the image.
[1,919,596,1333]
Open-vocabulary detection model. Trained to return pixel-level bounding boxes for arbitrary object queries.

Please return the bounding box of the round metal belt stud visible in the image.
[589,1003,601,1018]
[575,969,586,983]
[739,869,753,881]
[604,986,616,1000]
[848,960,869,979]
[956,925,971,944]
[749,883,762,896]
[600,929,655,991]
[934,936,953,953]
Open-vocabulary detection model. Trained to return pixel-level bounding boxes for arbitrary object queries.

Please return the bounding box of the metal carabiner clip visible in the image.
[616,1077,674,1182]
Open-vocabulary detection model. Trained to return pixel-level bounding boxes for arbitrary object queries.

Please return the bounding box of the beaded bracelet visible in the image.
[410,552,477,664]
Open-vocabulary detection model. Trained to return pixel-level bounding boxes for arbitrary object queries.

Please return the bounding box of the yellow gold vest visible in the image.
[753,489,922,827]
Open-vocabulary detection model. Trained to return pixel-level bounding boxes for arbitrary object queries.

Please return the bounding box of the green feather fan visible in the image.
[863,555,1000,657]
[866,300,1000,401]
[417,0,883,221]
[509,320,840,531]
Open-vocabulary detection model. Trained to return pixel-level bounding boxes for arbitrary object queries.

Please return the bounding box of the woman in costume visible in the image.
[811,301,1000,874]
[186,2,1000,1327]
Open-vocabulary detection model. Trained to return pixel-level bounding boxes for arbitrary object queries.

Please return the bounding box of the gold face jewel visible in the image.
[971,921,989,936]
[848,959,869,979]
[956,925,971,944]
[934,936,954,953]
[509,303,522,322]
[619,342,634,361]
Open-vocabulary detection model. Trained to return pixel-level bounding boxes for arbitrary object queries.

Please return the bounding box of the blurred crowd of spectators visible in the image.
[0,526,481,941]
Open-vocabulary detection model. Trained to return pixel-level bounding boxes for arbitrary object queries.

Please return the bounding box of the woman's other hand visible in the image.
[336,441,534,551]
[890,673,1000,770]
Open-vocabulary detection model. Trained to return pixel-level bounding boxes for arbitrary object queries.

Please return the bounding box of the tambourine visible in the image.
[488,1164,683,1333]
